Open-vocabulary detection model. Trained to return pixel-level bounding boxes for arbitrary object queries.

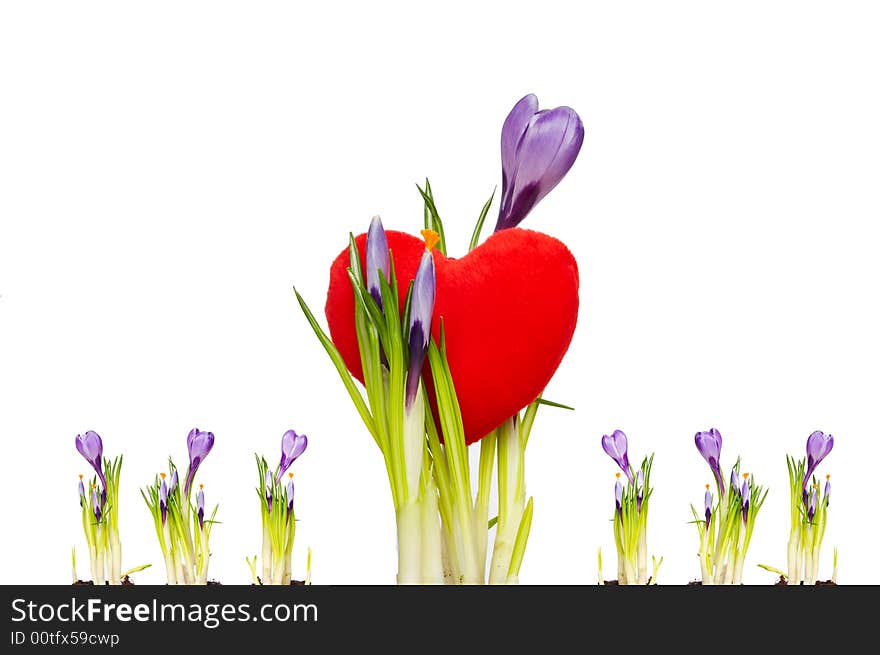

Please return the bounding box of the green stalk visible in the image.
[489,417,524,584]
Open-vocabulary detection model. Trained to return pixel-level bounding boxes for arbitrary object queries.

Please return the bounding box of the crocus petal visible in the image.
[500,94,540,197]
[286,479,295,515]
[614,479,623,514]
[366,216,390,309]
[197,488,205,530]
[704,487,713,529]
[601,430,633,483]
[824,478,831,507]
[405,247,435,409]
[636,468,644,512]
[496,100,584,231]
[169,470,179,494]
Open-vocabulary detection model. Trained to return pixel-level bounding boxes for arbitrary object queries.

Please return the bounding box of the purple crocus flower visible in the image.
[614,476,623,517]
[804,431,834,492]
[159,474,169,525]
[636,469,644,512]
[495,94,584,231]
[197,485,205,531]
[366,215,390,310]
[405,237,436,410]
[704,485,712,531]
[276,430,308,484]
[75,431,106,492]
[824,475,831,507]
[77,475,85,507]
[730,469,741,497]
[741,476,751,525]
[169,469,179,494]
[265,469,274,513]
[601,430,634,484]
[184,428,214,496]
[695,429,725,497]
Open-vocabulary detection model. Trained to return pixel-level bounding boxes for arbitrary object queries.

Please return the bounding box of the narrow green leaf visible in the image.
[535,397,575,411]
[468,187,496,252]
[507,497,534,580]
[487,515,498,530]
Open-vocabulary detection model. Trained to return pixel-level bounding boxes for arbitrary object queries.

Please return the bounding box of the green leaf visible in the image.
[535,397,575,411]
[487,515,498,530]
[468,187,496,252]
[507,497,534,580]
[416,182,447,256]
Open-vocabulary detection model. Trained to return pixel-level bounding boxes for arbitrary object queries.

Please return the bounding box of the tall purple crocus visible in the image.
[601,430,634,484]
[276,430,308,484]
[196,485,205,531]
[75,431,107,493]
[405,235,437,409]
[366,216,391,310]
[184,428,214,497]
[495,93,584,232]
[804,431,834,492]
[695,429,725,497]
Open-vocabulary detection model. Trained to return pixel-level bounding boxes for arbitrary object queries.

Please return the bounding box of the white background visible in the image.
[1,1,878,585]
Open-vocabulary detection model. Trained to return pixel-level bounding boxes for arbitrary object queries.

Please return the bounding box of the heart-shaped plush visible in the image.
[324,228,579,444]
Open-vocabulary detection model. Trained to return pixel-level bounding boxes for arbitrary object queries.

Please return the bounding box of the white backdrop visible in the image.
[2,1,878,584]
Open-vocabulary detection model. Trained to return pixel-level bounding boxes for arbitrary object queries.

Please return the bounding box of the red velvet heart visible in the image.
[324,228,579,444]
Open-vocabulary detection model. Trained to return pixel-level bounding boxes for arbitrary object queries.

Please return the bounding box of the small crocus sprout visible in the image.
[825,475,831,507]
[366,215,391,309]
[78,475,85,506]
[75,431,106,492]
[276,429,308,484]
[741,475,751,525]
[694,429,725,497]
[636,469,644,512]
[804,431,834,491]
[704,484,712,530]
[197,485,205,531]
[601,430,634,484]
[730,468,741,496]
[614,473,623,516]
[405,233,437,409]
[169,469,179,494]
[495,93,585,231]
[184,428,215,496]
[159,474,169,525]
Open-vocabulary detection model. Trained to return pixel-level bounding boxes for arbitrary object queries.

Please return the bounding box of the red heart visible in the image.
[324,228,579,444]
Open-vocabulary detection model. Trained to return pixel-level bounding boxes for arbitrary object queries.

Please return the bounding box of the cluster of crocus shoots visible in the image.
[74,431,124,585]
[250,430,308,585]
[296,94,583,584]
[599,430,661,585]
[785,431,834,585]
[142,428,217,585]
[691,429,768,585]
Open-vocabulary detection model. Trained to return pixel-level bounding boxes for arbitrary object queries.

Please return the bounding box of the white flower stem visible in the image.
[396,500,422,584]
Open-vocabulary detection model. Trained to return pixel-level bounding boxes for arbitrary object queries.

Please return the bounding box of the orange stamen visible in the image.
[289,472,294,479]
[826,474,831,480]
[742,472,749,479]
[615,472,621,479]
[160,472,166,480]
[199,484,204,490]
[705,484,710,490]
[78,474,83,481]
[421,229,440,252]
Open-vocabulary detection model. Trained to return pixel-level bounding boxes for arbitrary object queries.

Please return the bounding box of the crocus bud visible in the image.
[614,474,623,516]
[704,484,712,531]
[636,469,644,512]
[276,429,308,484]
[405,232,437,410]
[77,475,85,507]
[496,94,584,231]
[197,485,205,531]
[730,469,741,496]
[264,469,274,513]
[804,431,834,492]
[91,485,101,523]
[807,485,817,523]
[75,431,106,492]
[159,473,168,525]
[169,469,179,494]
[824,475,831,507]
[601,430,634,484]
[366,215,391,309]
[741,474,751,525]
[184,428,215,496]
[286,474,295,519]
[695,429,725,497]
